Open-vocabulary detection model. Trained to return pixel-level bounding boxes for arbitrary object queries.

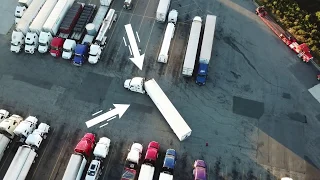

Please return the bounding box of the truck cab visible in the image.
[88,44,102,64]
[75,133,96,158]
[62,39,77,60]
[50,37,65,57]
[0,109,9,122]
[193,160,207,180]
[255,6,267,17]
[24,32,38,54]
[25,123,50,148]
[15,0,33,24]
[144,141,159,165]
[0,114,23,139]
[123,0,132,10]
[196,63,208,86]
[11,31,25,53]
[85,160,102,180]
[73,44,89,66]
[162,149,176,174]
[38,32,53,53]
[124,77,146,94]
[13,116,38,140]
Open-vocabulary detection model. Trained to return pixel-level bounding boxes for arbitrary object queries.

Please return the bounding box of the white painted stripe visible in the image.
[107,116,116,122]
[128,45,133,55]
[86,109,118,128]
[135,31,140,42]
[92,110,103,116]
[123,37,127,46]
[99,123,109,128]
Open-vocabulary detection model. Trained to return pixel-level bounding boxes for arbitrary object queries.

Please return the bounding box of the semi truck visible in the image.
[11,0,47,53]
[81,0,113,45]
[13,116,38,141]
[55,2,84,59]
[0,114,23,161]
[62,133,96,180]
[38,0,75,54]
[124,77,192,141]
[120,143,143,180]
[138,141,160,180]
[24,0,59,54]
[123,0,133,10]
[156,0,171,22]
[158,9,178,63]
[0,109,9,121]
[182,16,202,76]
[88,9,117,64]
[3,123,50,180]
[196,15,217,86]
[159,149,176,180]
[255,6,313,63]
[15,0,34,24]
[85,137,111,180]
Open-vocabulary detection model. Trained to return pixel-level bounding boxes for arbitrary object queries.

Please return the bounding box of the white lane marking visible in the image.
[123,37,127,46]
[92,110,103,116]
[135,31,140,42]
[99,123,109,128]
[128,45,133,55]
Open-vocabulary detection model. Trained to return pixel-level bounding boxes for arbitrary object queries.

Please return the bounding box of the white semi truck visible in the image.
[156,0,171,22]
[3,123,50,180]
[11,0,47,53]
[85,137,111,180]
[182,16,202,76]
[124,77,192,141]
[24,0,59,54]
[13,116,38,141]
[15,0,34,24]
[0,114,23,161]
[0,109,9,121]
[158,9,178,63]
[87,9,117,64]
[38,0,75,53]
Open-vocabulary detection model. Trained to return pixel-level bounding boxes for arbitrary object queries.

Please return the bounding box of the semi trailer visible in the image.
[158,9,178,63]
[124,77,192,141]
[38,0,75,53]
[11,0,47,53]
[3,123,50,180]
[0,114,23,161]
[196,15,217,86]
[62,133,96,180]
[24,0,59,54]
[0,109,9,122]
[182,16,202,76]
[15,0,34,24]
[156,0,171,22]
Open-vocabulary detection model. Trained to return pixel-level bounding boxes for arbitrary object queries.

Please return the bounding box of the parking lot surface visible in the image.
[1,0,320,179]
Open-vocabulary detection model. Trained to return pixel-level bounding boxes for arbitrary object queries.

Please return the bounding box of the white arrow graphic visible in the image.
[125,24,145,70]
[85,104,130,128]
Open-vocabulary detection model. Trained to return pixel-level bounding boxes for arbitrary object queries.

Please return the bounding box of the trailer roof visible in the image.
[157,0,171,13]
[159,23,175,56]
[43,0,69,30]
[59,3,83,33]
[199,15,217,61]
[73,4,95,32]
[29,0,58,32]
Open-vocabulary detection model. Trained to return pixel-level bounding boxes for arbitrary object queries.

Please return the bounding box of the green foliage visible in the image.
[258,0,320,59]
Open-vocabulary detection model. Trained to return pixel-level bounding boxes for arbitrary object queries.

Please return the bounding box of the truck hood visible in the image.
[124,79,131,89]
[24,44,36,54]
[62,51,72,60]
[88,55,98,64]
[38,45,48,53]
[10,45,21,53]
[73,56,84,66]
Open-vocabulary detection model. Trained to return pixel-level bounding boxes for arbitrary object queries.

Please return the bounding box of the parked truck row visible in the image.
[0,110,51,180]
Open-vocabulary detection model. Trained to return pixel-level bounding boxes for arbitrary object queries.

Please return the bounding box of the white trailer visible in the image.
[88,9,117,64]
[159,173,173,180]
[62,154,88,180]
[138,164,155,180]
[85,137,111,180]
[11,0,47,53]
[25,0,58,54]
[3,123,50,180]
[0,114,23,161]
[199,15,217,65]
[124,77,192,141]
[38,0,75,53]
[158,10,178,63]
[15,0,34,24]
[156,0,171,22]
[13,116,38,140]
[182,16,202,76]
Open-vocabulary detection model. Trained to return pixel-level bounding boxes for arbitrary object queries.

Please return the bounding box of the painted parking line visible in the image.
[102,141,116,179]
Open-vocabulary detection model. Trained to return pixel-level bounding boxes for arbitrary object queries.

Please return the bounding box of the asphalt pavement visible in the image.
[1,0,320,179]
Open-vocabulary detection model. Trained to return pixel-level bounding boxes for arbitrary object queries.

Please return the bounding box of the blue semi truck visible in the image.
[73,43,89,66]
[196,15,217,86]
[159,149,176,180]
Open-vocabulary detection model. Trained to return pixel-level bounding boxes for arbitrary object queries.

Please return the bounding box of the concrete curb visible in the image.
[251,0,320,73]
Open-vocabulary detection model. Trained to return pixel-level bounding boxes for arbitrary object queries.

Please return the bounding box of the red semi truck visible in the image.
[62,133,96,180]
[138,141,160,180]
[255,6,313,63]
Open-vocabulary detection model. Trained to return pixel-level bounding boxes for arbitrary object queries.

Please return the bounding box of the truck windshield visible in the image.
[11,42,18,46]
[51,46,59,50]
[39,42,46,46]
[18,3,27,7]
[197,74,206,77]
[89,52,96,56]
[63,48,71,52]
[75,53,81,56]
